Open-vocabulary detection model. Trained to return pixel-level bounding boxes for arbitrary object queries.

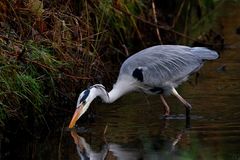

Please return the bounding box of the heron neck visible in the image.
[107,88,124,104]
[106,78,135,103]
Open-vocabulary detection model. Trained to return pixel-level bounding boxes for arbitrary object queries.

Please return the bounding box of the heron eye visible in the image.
[82,100,86,105]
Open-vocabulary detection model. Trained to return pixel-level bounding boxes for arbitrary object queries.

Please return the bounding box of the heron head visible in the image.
[68,84,108,128]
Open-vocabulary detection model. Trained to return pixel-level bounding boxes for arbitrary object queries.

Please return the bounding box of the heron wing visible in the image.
[119,45,218,88]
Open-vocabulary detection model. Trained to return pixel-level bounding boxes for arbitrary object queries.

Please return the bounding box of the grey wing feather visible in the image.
[119,45,218,88]
[190,47,218,60]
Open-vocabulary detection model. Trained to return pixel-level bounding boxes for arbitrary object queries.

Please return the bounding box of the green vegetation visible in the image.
[0,0,222,129]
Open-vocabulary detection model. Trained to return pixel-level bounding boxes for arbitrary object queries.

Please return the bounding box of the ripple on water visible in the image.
[159,114,204,120]
[190,120,240,142]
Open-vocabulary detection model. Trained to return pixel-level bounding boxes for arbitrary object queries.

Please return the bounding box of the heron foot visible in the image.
[162,114,169,119]
[186,108,191,119]
[163,112,170,116]
[186,108,191,128]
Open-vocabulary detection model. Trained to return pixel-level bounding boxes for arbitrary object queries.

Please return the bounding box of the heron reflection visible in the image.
[70,127,185,160]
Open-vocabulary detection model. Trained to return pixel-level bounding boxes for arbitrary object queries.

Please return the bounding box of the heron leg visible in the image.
[160,95,170,116]
[171,88,192,119]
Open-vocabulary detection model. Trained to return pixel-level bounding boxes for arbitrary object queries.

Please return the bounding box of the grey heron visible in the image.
[69,45,218,128]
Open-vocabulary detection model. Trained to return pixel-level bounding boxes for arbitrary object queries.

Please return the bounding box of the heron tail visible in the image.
[191,47,219,60]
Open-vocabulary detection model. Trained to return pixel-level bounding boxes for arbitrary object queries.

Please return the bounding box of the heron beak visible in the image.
[69,103,84,128]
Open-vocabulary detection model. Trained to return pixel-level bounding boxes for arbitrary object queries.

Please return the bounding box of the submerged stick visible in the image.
[103,124,108,135]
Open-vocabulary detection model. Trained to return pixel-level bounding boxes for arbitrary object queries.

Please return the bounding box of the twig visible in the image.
[103,124,108,135]
[63,73,92,80]
[112,5,223,46]
[112,6,194,40]
[183,2,191,44]
[58,121,65,160]
[171,0,185,28]
[123,5,145,46]
[29,60,57,71]
[151,0,162,44]
[3,49,57,72]
[122,44,129,56]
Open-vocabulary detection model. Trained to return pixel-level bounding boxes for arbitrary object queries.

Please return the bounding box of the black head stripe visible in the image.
[80,89,90,102]
[132,68,143,82]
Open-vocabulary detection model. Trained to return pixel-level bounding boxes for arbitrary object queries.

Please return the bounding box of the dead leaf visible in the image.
[27,0,44,17]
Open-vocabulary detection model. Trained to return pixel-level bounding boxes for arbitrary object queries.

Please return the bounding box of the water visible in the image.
[1,1,240,160]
